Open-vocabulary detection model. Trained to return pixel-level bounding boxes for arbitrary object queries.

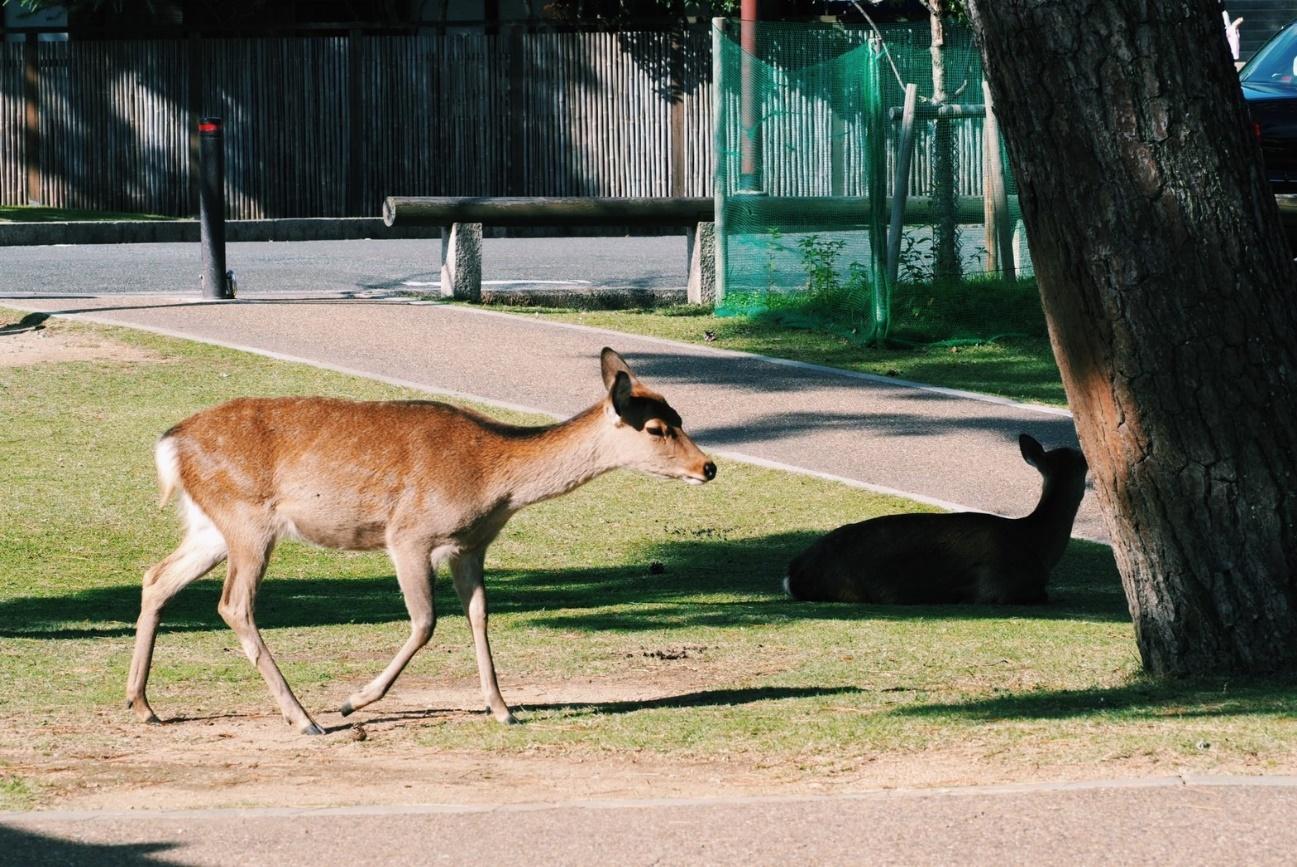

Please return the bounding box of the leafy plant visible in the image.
[796,234,846,298]
[763,227,783,298]
[897,230,934,285]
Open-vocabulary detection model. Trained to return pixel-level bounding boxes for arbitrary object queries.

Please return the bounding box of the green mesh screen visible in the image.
[713,22,889,336]
[712,20,1037,346]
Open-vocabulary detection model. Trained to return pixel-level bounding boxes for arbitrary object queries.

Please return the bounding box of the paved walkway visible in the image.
[4,777,1296,865]
[4,291,1103,543]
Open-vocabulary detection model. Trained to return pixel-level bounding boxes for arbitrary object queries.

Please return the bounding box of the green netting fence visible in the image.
[712,20,1038,346]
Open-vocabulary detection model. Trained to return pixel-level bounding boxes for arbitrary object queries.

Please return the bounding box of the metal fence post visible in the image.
[198,116,232,299]
[867,38,890,342]
[23,32,41,206]
[712,19,728,308]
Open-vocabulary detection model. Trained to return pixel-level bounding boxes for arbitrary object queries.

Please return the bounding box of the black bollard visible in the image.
[198,117,231,299]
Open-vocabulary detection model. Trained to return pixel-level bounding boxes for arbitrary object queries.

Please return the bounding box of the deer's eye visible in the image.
[646,424,668,438]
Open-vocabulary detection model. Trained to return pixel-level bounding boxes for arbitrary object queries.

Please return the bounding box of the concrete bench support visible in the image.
[686,221,716,306]
[440,222,482,302]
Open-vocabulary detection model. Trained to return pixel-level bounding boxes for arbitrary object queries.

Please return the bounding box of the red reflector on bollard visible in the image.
[198,121,220,133]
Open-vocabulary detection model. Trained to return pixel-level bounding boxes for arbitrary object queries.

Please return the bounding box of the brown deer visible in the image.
[127,348,715,735]
[783,434,1088,605]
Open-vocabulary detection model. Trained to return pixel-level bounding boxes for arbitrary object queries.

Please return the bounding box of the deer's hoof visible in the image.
[339,701,355,717]
[128,700,161,725]
[301,722,326,736]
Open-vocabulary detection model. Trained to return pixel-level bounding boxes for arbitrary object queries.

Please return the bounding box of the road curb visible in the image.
[0,218,442,246]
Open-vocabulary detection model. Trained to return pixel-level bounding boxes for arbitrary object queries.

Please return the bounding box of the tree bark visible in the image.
[964,0,1297,674]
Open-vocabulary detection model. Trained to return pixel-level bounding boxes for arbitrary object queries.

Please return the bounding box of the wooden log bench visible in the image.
[382,196,716,304]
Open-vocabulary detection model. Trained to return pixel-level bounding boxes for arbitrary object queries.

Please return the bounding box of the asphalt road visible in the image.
[0,236,690,296]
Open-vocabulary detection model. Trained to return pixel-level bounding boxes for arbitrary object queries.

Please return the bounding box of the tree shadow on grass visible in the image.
[892,675,1297,722]
[0,532,1128,641]
[513,535,1127,632]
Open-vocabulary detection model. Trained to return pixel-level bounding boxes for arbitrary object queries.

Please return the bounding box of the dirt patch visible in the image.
[4,682,795,812]
[635,645,710,661]
[5,678,1293,813]
[0,315,162,367]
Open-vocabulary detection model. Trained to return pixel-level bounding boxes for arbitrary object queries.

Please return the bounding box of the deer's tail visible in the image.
[155,435,182,508]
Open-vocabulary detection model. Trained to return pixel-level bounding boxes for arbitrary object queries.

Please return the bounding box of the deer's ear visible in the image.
[601,347,636,389]
[609,371,634,419]
[1019,434,1045,468]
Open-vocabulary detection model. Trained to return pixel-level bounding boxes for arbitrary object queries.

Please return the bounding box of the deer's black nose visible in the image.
[703,461,717,481]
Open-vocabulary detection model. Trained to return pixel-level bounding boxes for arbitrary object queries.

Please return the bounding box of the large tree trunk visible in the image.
[964,0,1297,674]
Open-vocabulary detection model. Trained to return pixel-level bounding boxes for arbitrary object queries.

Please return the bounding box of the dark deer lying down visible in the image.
[127,348,715,735]
[784,434,1088,605]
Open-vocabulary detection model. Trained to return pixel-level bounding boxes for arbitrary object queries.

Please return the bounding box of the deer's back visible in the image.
[787,511,1046,604]
[166,397,512,549]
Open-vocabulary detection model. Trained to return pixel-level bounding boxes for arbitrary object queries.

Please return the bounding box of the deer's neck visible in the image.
[1023,475,1086,568]
[493,405,618,510]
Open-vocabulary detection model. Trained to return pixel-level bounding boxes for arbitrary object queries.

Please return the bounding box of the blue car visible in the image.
[1242,22,1297,193]
[1239,23,1297,247]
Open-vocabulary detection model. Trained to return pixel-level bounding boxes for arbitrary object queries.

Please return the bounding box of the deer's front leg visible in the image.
[341,539,436,718]
[450,550,516,725]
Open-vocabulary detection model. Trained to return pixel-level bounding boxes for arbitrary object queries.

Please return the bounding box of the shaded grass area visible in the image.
[489,302,1066,406]
[723,274,1048,346]
[1,309,1294,804]
[0,206,172,223]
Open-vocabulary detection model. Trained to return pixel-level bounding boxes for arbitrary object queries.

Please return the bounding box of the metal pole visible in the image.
[885,84,918,293]
[713,19,728,307]
[23,32,41,206]
[738,0,761,192]
[198,116,231,299]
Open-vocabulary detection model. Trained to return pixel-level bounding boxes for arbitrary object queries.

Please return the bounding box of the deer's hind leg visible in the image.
[216,534,323,735]
[127,498,229,724]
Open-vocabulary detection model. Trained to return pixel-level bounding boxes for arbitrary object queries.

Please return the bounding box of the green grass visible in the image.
[0,308,1293,809]
[0,205,173,223]
[488,302,1067,406]
[0,775,36,811]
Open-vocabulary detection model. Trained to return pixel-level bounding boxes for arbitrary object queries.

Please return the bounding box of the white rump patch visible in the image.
[179,494,224,548]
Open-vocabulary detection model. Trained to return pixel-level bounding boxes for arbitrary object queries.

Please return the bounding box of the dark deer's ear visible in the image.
[610,371,634,418]
[601,347,636,389]
[1019,434,1046,468]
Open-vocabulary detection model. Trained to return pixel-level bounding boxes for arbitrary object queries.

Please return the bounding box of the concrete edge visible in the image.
[0,295,1100,544]
[0,220,696,246]
[0,218,442,246]
[5,775,1296,823]
[479,287,689,308]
